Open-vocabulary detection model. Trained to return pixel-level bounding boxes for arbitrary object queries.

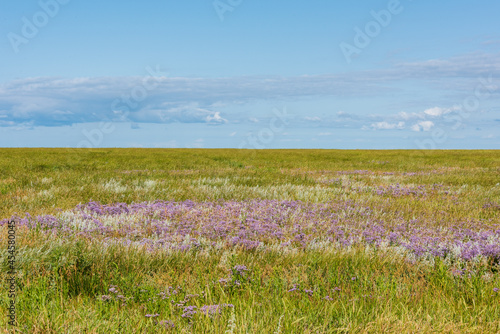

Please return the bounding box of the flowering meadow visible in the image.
[0,149,499,333]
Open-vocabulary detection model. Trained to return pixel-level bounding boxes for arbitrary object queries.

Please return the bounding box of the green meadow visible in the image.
[1,148,499,333]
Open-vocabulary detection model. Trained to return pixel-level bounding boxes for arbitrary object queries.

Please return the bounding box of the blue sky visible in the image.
[1,0,499,149]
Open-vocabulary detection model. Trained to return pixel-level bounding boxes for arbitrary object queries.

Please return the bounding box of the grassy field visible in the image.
[1,149,500,333]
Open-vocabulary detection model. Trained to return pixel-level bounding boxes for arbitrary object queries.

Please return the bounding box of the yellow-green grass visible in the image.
[1,149,499,219]
[0,148,499,333]
[2,228,500,333]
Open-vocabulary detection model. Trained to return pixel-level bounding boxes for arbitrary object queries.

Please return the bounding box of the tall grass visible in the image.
[2,228,500,333]
[0,149,499,332]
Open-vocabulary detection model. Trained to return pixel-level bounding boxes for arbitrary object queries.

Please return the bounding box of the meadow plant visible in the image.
[1,149,499,332]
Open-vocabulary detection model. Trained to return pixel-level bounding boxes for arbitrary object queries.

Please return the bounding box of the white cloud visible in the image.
[0,120,15,126]
[424,107,446,117]
[8,67,439,128]
[398,111,424,120]
[154,103,227,125]
[411,121,435,132]
[394,52,500,78]
[304,116,321,121]
[423,106,459,117]
[205,111,227,125]
[337,111,359,119]
[318,132,333,136]
[1,51,499,129]
[0,74,390,127]
[370,121,405,130]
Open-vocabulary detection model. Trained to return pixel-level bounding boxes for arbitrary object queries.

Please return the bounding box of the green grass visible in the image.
[1,149,500,333]
[4,231,500,333]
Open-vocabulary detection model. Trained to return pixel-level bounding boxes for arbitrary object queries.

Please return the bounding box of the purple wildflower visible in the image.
[231,265,249,277]
[8,199,500,266]
[158,320,175,328]
[200,304,234,316]
[181,306,197,318]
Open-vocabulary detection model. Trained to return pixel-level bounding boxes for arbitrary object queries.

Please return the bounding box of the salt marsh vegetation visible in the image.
[0,149,499,332]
